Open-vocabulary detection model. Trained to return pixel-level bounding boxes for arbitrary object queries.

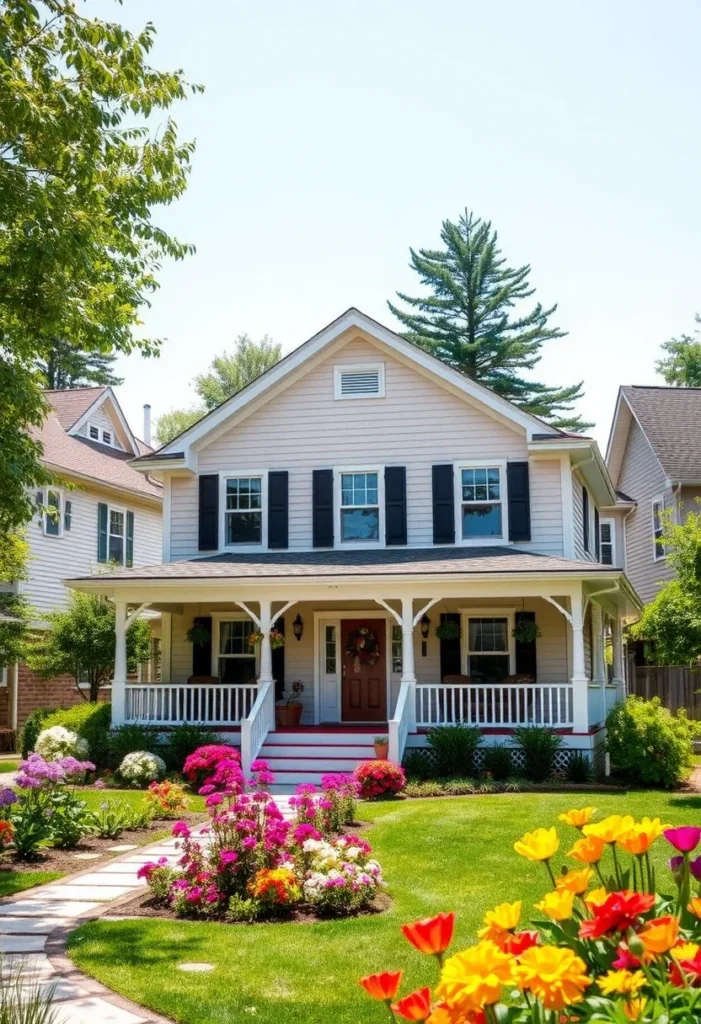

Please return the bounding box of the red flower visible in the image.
[670,949,701,988]
[360,971,403,1001]
[401,913,455,957]
[392,987,432,1022]
[579,890,655,939]
[501,930,540,956]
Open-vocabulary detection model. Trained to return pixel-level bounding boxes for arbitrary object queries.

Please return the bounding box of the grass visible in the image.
[67,789,701,1024]
[0,870,63,897]
[74,787,206,815]
[0,760,19,774]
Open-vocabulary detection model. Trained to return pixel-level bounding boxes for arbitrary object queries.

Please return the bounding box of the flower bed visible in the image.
[360,807,701,1022]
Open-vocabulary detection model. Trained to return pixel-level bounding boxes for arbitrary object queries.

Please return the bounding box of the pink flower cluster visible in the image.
[289,774,359,834]
[183,744,240,787]
[15,753,95,790]
[353,759,406,799]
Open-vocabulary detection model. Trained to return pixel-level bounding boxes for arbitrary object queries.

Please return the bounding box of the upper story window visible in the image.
[652,496,666,560]
[600,518,615,565]
[225,476,262,545]
[87,421,115,447]
[334,363,385,400]
[109,509,125,563]
[340,471,380,541]
[39,487,71,537]
[97,502,133,566]
[458,465,504,541]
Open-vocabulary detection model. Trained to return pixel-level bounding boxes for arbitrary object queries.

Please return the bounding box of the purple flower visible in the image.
[241,836,257,850]
[15,774,41,789]
[664,827,701,854]
[92,779,107,790]
[0,788,17,806]
[219,850,238,866]
[691,856,701,881]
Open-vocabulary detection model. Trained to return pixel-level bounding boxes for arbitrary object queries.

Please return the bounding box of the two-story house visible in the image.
[67,309,640,786]
[0,386,162,735]
[606,386,701,606]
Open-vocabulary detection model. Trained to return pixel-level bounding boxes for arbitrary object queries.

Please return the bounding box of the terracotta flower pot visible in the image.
[276,703,303,727]
[374,742,389,760]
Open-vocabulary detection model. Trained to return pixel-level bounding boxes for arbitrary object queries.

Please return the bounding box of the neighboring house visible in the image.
[606,386,701,606]
[67,309,640,787]
[0,387,163,733]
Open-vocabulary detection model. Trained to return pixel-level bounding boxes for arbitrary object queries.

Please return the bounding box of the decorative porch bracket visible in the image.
[235,597,296,689]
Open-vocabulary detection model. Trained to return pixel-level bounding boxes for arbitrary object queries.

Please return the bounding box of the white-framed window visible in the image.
[652,495,666,560]
[465,613,514,682]
[334,363,385,400]
[108,507,125,563]
[87,421,115,447]
[215,617,257,684]
[325,625,337,674]
[338,469,382,542]
[102,428,112,445]
[88,423,100,441]
[600,518,616,566]
[455,462,507,543]
[223,475,264,546]
[40,487,69,537]
[391,624,403,673]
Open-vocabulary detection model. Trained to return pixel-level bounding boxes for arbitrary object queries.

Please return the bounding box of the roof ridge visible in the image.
[43,385,107,394]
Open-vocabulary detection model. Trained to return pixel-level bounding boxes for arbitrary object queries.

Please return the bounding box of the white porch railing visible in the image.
[241,680,275,778]
[415,682,574,729]
[125,684,258,726]
[389,680,414,764]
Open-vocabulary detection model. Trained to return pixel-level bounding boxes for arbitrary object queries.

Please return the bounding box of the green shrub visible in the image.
[566,752,593,784]
[402,749,435,782]
[482,744,513,781]
[19,708,54,757]
[161,723,219,773]
[404,780,444,798]
[107,723,163,769]
[427,724,481,778]
[606,695,694,788]
[514,726,563,782]
[41,703,112,768]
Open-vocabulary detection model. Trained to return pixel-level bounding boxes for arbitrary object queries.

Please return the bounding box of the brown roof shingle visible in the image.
[623,386,701,480]
[44,387,107,430]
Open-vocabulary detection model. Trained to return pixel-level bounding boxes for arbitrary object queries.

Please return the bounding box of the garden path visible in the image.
[0,796,294,1023]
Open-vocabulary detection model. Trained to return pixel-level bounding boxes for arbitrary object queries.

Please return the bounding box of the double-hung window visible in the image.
[600,518,615,566]
[224,477,262,545]
[467,616,511,682]
[44,488,63,537]
[97,503,132,565]
[109,509,125,563]
[218,620,256,684]
[652,496,666,559]
[459,466,504,540]
[340,472,380,541]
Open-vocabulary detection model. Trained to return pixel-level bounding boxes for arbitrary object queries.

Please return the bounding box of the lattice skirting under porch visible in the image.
[403,743,604,776]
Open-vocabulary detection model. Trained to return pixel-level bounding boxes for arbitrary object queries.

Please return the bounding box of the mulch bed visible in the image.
[1,811,206,876]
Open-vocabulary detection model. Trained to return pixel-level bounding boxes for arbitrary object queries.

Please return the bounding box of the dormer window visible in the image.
[87,421,114,447]
[334,363,385,400]
[102,429,112,445]
[88,424,99,441]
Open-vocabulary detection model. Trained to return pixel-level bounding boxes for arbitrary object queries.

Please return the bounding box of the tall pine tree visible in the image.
[388,210,590,431]
[36,340,123,389]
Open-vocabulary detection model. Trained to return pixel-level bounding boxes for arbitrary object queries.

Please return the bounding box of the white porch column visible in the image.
[400,597,417,731]
[570,590,588,734]
[590,603,606,727]
[112,600,128,727]
[257,599,274,685]
[611,616,624,685]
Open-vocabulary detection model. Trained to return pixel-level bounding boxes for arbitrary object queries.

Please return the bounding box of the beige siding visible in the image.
[25,485,162,616]
[681,487,701,521]
[75,404,125,450]
[170,336,567,558]
[617,420,673,604]
[572,474,598,563]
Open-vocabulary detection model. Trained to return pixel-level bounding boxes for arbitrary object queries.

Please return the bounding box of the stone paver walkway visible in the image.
[1,795,294,1023]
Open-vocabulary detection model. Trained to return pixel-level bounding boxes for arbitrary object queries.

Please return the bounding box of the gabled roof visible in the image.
[137,308,566,462]
[607,386,701,484]
[44,387,108,430]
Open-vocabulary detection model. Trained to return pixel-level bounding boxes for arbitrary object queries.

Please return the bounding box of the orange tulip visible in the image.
[568,835,606,865]
[638,915,680,955]
[402,913,455,958]
[688,898,701,920]
[360,970,403,1002]
[392,986,433,1022]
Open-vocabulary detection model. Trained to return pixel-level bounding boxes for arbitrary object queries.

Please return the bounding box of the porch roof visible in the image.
[67,546,620,582]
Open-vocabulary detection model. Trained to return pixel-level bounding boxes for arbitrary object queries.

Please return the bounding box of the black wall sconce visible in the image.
[292,613,304,641]
[420,614,431,657]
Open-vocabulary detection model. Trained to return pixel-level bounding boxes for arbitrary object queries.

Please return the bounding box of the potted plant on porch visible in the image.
[373,735,389,759]
[276,680,304,727]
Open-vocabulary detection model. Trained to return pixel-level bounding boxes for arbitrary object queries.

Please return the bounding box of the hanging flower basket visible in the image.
[248,628,285,650]
[345,626,380,673]
[186,623,211,647]
[434,620,460,641]
[511,619,542,644]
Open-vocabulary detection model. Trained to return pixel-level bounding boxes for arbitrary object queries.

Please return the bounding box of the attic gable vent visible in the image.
[334,363,385,400]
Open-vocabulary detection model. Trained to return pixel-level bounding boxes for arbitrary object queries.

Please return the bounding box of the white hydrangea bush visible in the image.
[35,726,89,762]
[119,750,166,787]
[301,836,384,913]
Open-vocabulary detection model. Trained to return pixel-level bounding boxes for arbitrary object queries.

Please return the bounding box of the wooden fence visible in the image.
[628,665,701,719]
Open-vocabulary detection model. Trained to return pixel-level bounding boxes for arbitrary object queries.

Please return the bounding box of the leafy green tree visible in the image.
[27,592,152,702]
[154,406,205,447]
[388,209,590,431]
[0,0,201,535]
[0,532,32,671]
[36,340,123,390]
[194,334,282,410]
[655,314,701,386]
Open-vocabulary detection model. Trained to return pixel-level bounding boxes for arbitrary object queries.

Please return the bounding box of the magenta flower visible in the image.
[172,820,191,838]
[691,856,701,881]
[664,827,701,853]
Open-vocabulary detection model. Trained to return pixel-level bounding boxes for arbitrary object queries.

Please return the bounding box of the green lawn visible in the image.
[0,760,19,774]
[67,790,701,1024]
[0,870,63,897]
[74,787,206,814]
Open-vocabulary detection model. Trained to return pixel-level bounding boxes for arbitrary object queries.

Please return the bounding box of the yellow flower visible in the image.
[514,827,559,862]
[583,814,635,844]
[477,901,521,941]
[675,941,700,959]
[555,867,594,895]
[688,898,701,920]
[515,945,590,1010]
[623,997,648,1021]
[583,887,609,910]
[598,970,646,996]
[437,940,514,1012]
[534,889,575,922]
[558,807,596,829]
[617,818,670,856]
[568,835,606,864]
[638,915,680,956]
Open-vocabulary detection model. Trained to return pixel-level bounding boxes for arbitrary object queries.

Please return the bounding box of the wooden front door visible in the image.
[341,619,387,722]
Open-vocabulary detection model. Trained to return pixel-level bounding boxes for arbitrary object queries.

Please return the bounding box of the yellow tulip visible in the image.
[583,887,609,910]
[558,807,596,829]
[535,889,575,922]
[514,827,559,862]
[623,997,648,1021]
[583,814,635,844]
[555,868,594,895]
[478,900,521,941]
[617,818,670,855]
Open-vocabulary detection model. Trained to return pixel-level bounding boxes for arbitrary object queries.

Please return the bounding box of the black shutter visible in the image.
[582,486,590,552]
[385,466,407,545]
[507,462,531,542]
[97,502,108,563]
[594,507,601,561]
[272,616,285,701]
[432,465,455,545]
[198,475,219,551]
[439,613,462,679]
[515,611,537,680]
[192,616,213,677]
[312,469,334,547]
[268,471,289,549]
[63,500,72,532]
[126,510,134,567]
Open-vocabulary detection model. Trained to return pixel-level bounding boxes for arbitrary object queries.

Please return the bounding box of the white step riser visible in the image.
[266,771,356,786]
[263,731,379,746]
[264,757,371,772]
[260,744,374,759]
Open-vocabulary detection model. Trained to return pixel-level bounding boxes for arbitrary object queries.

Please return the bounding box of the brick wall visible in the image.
[0,663,111,731]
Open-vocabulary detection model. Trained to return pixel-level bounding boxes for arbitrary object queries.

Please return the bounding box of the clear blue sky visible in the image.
[97,0,700,449]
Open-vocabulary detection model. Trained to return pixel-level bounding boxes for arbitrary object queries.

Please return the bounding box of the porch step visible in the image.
[259,728,382,788]
[264,756,374,773]
[261,743,375,759]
